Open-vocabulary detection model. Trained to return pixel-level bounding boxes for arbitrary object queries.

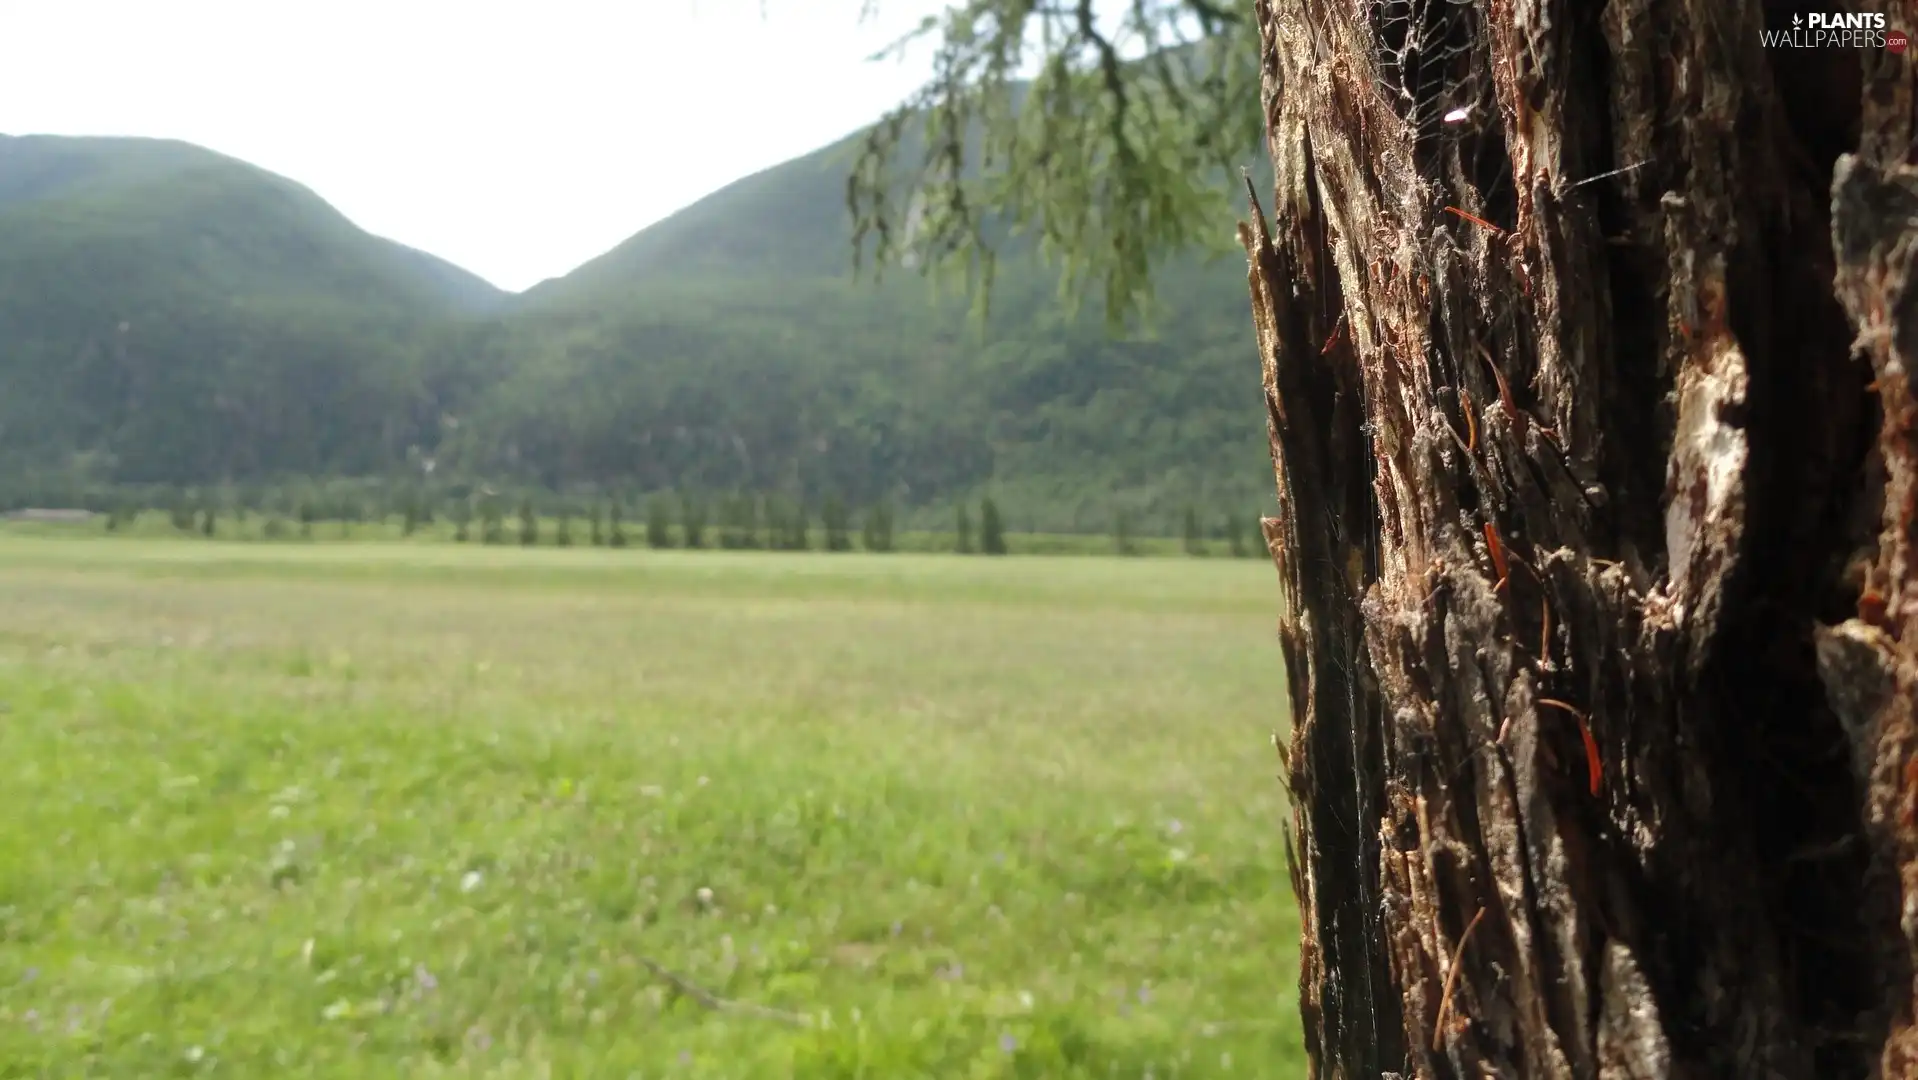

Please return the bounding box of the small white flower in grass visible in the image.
[1018,990,1034,1010]
[695,887,714,906]
[1166,818,1184,836]
[697,776,709,787]
[460,871,484,894]
[185,1046,204,1063]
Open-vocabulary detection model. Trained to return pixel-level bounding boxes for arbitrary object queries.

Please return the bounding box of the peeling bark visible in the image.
[1246,1,1917,1076]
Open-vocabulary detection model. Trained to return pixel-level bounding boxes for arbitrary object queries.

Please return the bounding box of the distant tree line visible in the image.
[0,480,1267,559]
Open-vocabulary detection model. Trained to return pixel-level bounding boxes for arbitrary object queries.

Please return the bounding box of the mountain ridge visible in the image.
[0,133,507,312]
[0,128,1272,529]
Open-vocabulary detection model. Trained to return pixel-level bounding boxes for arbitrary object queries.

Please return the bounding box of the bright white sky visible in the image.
[0,0,953,291]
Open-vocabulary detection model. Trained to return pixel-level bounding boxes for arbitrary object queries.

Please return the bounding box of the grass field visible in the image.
[0,537,1301,1077]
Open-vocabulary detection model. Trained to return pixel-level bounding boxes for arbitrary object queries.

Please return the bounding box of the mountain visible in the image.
[520,134,863,301]
[0,135,507,484]
[0,129,1272,530]
[0,135,504,312]
[463,132,1272,529]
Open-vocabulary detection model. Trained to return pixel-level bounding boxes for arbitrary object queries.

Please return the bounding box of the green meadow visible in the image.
[0,537,1302,1077]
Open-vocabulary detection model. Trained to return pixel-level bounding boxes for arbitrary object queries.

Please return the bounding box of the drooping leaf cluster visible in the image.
[848,0,1261,325]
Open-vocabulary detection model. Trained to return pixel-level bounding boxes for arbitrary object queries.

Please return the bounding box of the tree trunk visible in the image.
[1243,1,1917,1076]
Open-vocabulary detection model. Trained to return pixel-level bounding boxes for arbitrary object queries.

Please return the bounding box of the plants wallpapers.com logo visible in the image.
[1762,11,1909,51]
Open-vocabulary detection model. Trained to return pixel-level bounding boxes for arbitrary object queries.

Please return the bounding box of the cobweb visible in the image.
[1370,0,1515,229]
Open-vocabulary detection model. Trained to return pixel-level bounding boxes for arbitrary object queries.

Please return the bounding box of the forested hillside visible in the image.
[0,130,1271,531]
[0,135,504,485]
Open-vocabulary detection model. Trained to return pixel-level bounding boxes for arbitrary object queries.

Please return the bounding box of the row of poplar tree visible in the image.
[107,489,908,553]
[425,491,902,553]
[67,486,1266,557]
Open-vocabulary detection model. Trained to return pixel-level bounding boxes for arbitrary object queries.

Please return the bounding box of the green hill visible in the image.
[0,130,1272,531]
[475,132,1271,529]
[0,135,505,485]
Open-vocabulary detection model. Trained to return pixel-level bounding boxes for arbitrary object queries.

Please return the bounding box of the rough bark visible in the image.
[1244,1,1917,1076]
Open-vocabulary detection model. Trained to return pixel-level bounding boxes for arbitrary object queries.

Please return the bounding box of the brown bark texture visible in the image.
[1242,1,1918,1076]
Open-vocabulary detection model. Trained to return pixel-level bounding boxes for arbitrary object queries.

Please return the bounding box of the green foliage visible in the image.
[200,504,216,537]
[862,501,895,553]
[821,495,852,553]
[588,502,604,547]
[1114,511,1138,557]
[849,1,1260,324]
[401,492,420,536]
[518,496,538,546]
[679,491,707,549]
[490,238,1269,527]
[980,496,1008,556]
[7,488,1230,560]
[555,510,574,547]
[0,136,502,488]
[762,495,813,552]
[645,495,674,549]
[764,497,788,551]
[787,499,810,552]
[608,501,627,548]
[1225,511,1248,558]
[451,498,472,543]
[955,503,975,554]
[720,494,761,551]
[1182,506,1205,556]
[481,494,506,546]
